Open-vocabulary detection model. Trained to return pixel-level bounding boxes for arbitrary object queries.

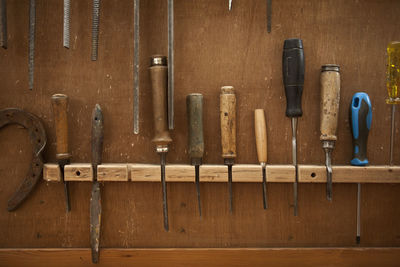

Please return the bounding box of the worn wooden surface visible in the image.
[0,0,400,251]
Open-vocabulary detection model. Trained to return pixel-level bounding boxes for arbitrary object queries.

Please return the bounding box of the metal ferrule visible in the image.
[321,64,340,72]
[322,140,335,151]
[156,145,169,153]
[150,55,167,67]
[260,162,266,168]
[224,158,234,166]
[191,157,202,166]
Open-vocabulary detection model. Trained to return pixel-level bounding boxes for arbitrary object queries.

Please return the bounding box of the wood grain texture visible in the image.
[97,164,128,181]
[51,94,71,160]
[0,248,400,267]
[43,164,60,182]
[64,164,93,181]
[0,0,400,251]
[220,86,236,159]
[254,109,267,163]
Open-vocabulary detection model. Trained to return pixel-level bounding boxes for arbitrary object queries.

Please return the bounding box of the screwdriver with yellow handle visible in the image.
[254,109,268,209]
[386,41,400,165]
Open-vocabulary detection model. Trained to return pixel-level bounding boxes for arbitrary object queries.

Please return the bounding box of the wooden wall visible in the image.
[0,0,400,250]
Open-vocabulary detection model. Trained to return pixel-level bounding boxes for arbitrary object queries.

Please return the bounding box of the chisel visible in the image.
[149,55,172,231]
[349,92,372,245]
[220,86,236,213]
[91,0,100,61]
[282,38,304,216]
[0,0,7,49]
[29,0,35,89]
[51,94,71,212]
[90,104,103,263]
[320,64,340,201]
[63,0,70,48]
[187,93,204,217]
[254,109,268,209]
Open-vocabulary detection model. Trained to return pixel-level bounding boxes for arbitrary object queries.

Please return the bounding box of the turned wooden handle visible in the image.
[149,55,172,147]
[220,86,236,159]
[320,65,341,141]
[254,109,267,164]
[187,93,204,161]
[51,94,71,160]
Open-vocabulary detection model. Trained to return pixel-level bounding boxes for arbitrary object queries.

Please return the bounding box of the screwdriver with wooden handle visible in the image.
[149,55,172,231]
[349,92,372,244]
[220,86,236,213]
[187,93,204,217]
[320,64,341,201]
[282,38,304,216]
[254,109,268,209]
[51,94,71,212]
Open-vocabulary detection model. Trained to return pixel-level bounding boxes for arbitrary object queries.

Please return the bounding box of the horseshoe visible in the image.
[0,108,47,211]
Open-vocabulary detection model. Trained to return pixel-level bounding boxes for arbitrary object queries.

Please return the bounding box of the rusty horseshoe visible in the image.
[0,108,46,211]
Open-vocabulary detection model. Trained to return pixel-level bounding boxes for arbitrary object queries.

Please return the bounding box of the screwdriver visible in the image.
[149,55,172,231]
[320,64,341,201]
[282,38,304,216]
[349,92,372,245]
[220,86,236,213]
[254,109,268,209]
[187,93,204,217]
[386,41,400,165]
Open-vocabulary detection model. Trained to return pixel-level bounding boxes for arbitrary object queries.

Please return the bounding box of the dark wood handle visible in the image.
[254,109,267,164]
[187,93,204,161]
[149,56,172,147]
[220,86,236,159]
[51,94,71,160]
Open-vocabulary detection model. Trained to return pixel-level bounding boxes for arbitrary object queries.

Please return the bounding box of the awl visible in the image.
[254,109,268,209]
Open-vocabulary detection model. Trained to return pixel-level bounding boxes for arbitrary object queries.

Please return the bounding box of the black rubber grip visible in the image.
[282,38,305,117]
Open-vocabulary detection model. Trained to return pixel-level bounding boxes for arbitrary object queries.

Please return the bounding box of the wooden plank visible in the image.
[0,248,399,267]
[43,164,61,182]
[299,165,400,183]
[98,164,129,181]
[64,164,93,181]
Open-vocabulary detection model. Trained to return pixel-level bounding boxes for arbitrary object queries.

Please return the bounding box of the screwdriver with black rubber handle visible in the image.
[51,94,71,212]
[187,93,204,217]
[149,55,172,231]
[282,38,304,216]
[220,86,236,213]
[254,109,268,209]
[320,64,341,201]
[349,92,372,245]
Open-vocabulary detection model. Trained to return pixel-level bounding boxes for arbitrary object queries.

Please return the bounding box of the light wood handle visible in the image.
[320,65,341,141]
[51,94,71,160]
[220,86,236,159]
[254,109,267,164]
[149,56,172,147]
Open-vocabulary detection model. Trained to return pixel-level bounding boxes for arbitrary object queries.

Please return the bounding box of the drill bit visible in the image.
[133,0,140,134]
[160,151,168,230]
[28,0,35,90]
[168,0,174,130]
[91,0,100,61]
[63,0,70,48]
[195,164,201,216]
[0,0,7,49]
[356,182,361,244]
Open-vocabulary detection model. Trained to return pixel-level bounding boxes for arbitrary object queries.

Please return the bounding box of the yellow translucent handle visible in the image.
[387,41,400,104]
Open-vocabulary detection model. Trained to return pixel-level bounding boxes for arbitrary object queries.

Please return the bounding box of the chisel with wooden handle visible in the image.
[254,109,268,209]
[51,94,71,212]
[220,86,236,213]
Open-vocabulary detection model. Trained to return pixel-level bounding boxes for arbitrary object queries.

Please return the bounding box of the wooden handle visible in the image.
[254,109,267,164]
[220,86,236,159]
[149,56,172,147]
[187,93,204,162]
[320,65,341,141]
[51,94,71,160]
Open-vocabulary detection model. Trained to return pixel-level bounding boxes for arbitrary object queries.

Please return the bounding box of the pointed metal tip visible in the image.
[164,223,169,232]
[64,45,70,49]
[356,236,360,244]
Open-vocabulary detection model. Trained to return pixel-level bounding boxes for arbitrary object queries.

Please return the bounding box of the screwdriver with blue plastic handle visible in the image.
[350,92,372,244]
[282,38,304,216]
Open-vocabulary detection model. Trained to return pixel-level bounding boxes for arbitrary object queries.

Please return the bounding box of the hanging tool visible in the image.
[386,41,400,165]
[90,104,103,263]
[149,55,172,231]
[133,0,140,134]
[168,0,174,130]
[0,0,7,48]
[187,93,204,217]
[63,0,70,48]
[0,108,46,211]
[220,86,236,213]
[28,0,35,89]
[228,0,232,10]
[282,38,304,216]
[320,64,341,201]
[350,92,372,245]
[51,94,71,212]
[254,109,268,209]
[267,0,271,33]
[91,0,100,61]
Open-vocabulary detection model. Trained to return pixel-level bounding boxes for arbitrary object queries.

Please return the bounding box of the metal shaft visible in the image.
[90,180,101,263]
[133,0,140,134]
[160,152,169,231]
[356,182,361,244]
[324,148,333,201]
[91,0,100,61]
[195,164,201,217]
[262,164,268,209]
[0,0,7,49]
[228,164,233,213]
[267,0,271,33]
[63,0,70,48]
[390,105,395,166]
[60,162,71,212]
[291,117,298,216]
[229,0,232,10]
[28,0,35,90]
[167,0,174,130]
